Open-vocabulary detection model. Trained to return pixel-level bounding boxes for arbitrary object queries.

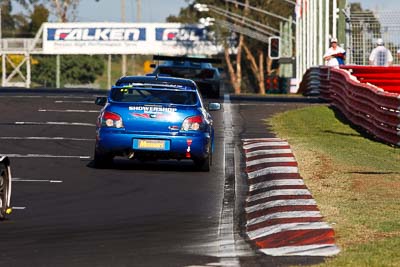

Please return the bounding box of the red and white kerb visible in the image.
[242,138,340,257]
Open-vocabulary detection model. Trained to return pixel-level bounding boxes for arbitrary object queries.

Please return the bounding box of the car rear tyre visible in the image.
[194,153,211,172]
[0,162,11,220]
[94,150,114,169]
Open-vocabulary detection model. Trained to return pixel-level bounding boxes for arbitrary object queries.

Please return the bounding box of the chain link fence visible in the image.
[350,10,400,65]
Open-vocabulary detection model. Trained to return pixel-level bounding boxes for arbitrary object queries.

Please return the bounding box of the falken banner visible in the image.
[43,22,222,55]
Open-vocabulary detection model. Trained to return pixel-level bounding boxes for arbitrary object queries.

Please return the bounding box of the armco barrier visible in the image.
[302,66,400,146]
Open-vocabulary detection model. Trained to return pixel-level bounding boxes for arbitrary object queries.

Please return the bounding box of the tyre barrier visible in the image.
[301,66,400,147]
[242,138,340,257]
[298,67,322,96]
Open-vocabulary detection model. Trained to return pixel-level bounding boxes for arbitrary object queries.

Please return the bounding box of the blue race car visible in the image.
[94,76,221,171]
[150,56,222,99]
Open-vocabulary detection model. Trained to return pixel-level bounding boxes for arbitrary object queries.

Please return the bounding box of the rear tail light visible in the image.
[181,115,204,131]
[100,111,124,128]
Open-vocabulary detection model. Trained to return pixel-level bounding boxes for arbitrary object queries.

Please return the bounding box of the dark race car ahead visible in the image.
[149,55,222,99]
[0,156,12,220]
[94,76,221,171]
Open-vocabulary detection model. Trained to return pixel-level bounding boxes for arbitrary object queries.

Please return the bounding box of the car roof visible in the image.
[115,76,198,90]
[160,60,213,69]
[152,55,221,69]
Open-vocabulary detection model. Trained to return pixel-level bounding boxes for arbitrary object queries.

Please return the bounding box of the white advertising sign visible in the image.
[43,22,223,55]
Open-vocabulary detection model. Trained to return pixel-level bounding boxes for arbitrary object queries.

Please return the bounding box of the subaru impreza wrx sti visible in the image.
[94,76,221,171]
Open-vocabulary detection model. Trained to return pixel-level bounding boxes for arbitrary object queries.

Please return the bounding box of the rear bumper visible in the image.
[96,129,211,159]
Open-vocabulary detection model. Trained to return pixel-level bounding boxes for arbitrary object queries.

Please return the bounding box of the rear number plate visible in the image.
[133,139,170,151]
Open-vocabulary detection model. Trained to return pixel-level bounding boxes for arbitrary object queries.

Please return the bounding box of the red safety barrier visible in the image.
[341,65,400,74]
[340,65,400,94]
[352,73,400,80]
[301,66,400,147]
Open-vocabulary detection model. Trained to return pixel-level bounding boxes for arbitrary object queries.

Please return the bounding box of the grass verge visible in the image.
[268,105,400,267]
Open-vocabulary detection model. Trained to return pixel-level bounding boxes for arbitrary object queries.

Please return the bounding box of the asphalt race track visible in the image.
[0,89,325,267]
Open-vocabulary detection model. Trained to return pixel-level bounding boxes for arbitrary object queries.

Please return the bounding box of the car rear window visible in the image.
[158,67,215,79]
[110,88,198,105]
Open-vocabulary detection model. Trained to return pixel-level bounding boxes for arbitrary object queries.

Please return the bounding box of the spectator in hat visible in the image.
[369,38,393,66]
[323,37,346,67]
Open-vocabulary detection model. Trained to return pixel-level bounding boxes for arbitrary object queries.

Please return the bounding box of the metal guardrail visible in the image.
[0,38,42,53]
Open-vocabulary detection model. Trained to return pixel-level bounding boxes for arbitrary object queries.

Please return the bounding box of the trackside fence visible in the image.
[299,66,400,147]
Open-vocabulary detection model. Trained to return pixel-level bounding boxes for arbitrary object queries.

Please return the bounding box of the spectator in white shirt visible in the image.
[323,38,346,67]
[369,38,393,66]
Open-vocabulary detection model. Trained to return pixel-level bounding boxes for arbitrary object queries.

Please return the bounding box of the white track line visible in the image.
[248,166,299,179]
[247,189,311,202]
[249,179,305,192]
[243,142,289,150]
[13,121,96,127]
[3,154,90,159]
[245,199,317,214]
[246,211,322,227]
[246,157,296,167]
[217,93,241,262]
[245,149,293,158]
[11,207,26,210]
[45,96,96,99]
[242,138,283,143]
[12,178,63,183]
[38,109,99,113]
[0,137,94,141]
[260,244,341,257]
[55,100,93,103]
[247,222,332,240]
[0,95,92,99]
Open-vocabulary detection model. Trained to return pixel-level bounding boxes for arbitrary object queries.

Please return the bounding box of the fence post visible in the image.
[107,54,112,89]
[56,54,60,88]
[2,54,5,87]
[26,53,31,88]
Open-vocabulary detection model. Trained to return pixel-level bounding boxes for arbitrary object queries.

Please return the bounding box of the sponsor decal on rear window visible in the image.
[129,106,177,113]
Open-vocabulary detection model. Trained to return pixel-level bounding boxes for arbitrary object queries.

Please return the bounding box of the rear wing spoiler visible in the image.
[153,55,222,64]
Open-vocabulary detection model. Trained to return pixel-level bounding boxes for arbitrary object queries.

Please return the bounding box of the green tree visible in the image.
[32,55,104,87]
[167,0,248,94]
[241,0,293,94]
[30,4,49,33]
[166,3,198,23]
[2,1,105,87]
[168,0,294,94]
[16,4,49,37]
[61,55,104,84]
[1,1,18,37]
[16,0,80,22]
